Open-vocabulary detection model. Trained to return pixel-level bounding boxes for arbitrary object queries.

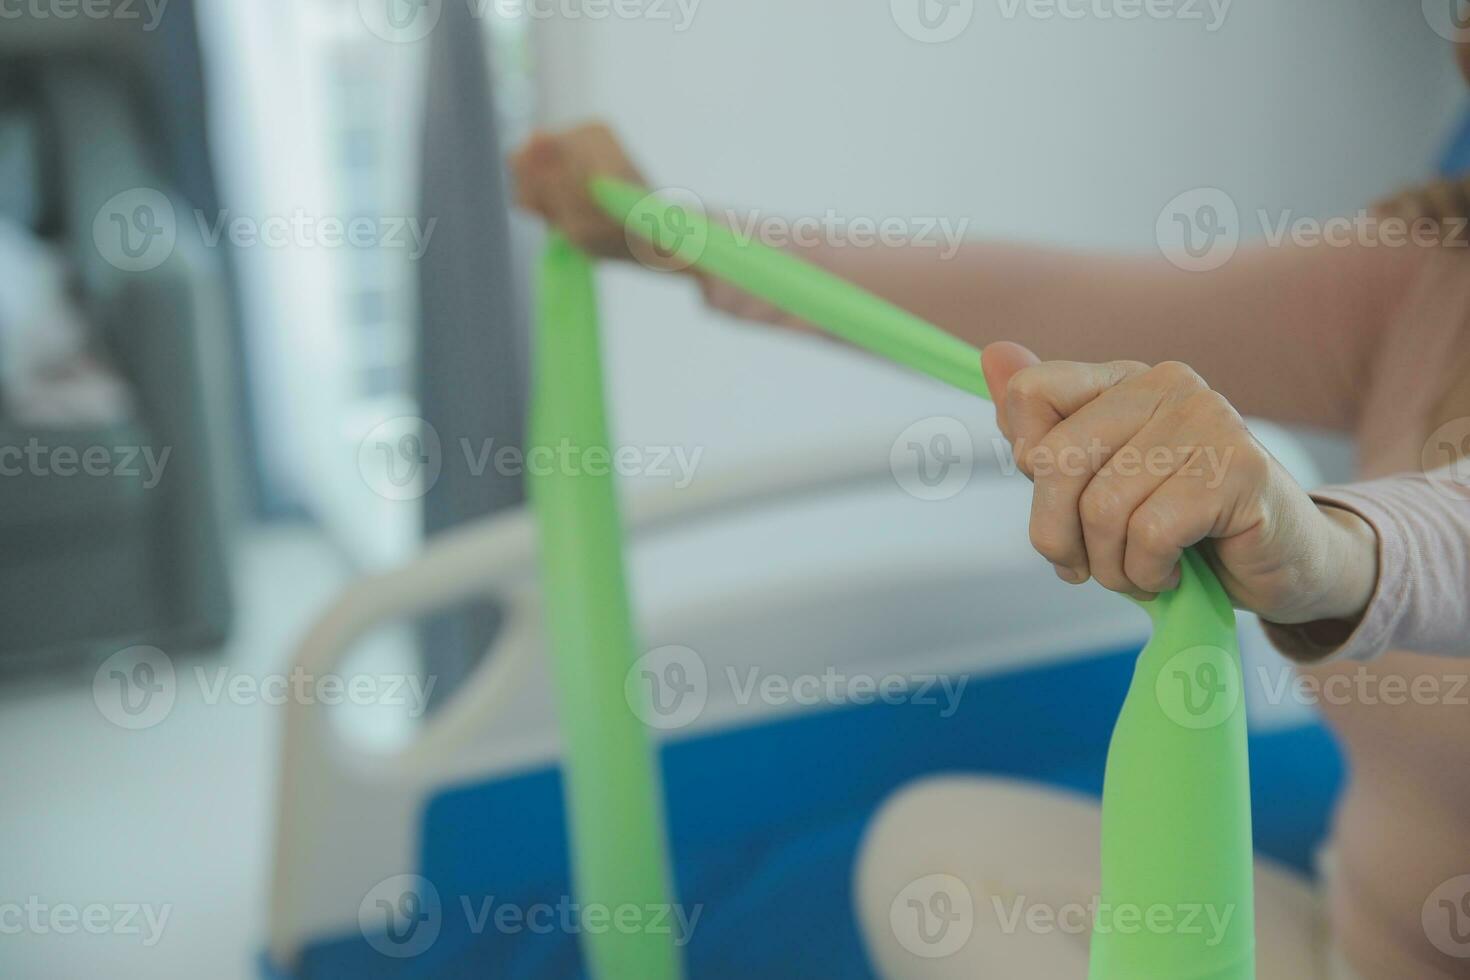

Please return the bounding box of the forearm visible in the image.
[699,234,1421,430]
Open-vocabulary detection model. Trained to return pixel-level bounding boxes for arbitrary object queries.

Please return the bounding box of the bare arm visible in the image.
[701,238,1424,431]
[508,123,1420,431]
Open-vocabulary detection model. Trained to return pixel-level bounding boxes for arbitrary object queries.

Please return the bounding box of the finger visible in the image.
[1022,369,1162,581]
[1001,358,1150,460]
[1122,460,1223,594]
[980,341,1041,442]
[1077,418,1189,599]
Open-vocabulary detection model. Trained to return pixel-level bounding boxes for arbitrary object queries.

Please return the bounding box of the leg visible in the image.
[854,775,1328,979]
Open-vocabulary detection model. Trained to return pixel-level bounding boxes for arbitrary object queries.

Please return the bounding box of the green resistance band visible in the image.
[529,178,1255,980]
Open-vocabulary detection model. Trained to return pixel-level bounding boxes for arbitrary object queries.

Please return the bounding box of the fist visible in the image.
[980,342,1376,626]
[510,122,650,262]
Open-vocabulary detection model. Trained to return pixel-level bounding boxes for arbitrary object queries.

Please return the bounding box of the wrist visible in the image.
[1309,504,1379,624]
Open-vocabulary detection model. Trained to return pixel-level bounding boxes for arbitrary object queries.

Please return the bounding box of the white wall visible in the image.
[527,1,1462,478]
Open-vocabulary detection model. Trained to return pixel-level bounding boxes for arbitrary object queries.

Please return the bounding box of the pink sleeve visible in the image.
[1263,469,1470,662]
[698,236,1425,431]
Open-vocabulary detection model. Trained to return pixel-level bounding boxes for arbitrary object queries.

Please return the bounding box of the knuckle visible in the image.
[1128,509,1174,555]
[1183,386,1236,419]
[1028,521,1076,564]
[1107,360,1149,385]
[1150,360,1205,393]
[1231,442,1272,485]
[1006,367,1047,410]
[1127,558,1170,593]
[1079,483,1124,530]
[1092,567,1133,594]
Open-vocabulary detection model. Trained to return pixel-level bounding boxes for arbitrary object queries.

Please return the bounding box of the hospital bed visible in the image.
[262,422,1342,979]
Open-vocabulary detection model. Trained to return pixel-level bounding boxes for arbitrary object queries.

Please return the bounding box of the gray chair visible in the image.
[0,21,236,661]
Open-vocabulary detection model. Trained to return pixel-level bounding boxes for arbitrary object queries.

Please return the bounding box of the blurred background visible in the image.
[0,1,1462,977]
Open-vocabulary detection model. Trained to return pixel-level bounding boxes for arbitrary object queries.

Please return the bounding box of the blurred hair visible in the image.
[1372,177,1470,246]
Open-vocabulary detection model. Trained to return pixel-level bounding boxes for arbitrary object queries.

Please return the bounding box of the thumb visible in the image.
[981,341,1041,438]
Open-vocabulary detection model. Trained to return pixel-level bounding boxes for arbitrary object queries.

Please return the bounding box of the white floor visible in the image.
[0,525,353,980]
